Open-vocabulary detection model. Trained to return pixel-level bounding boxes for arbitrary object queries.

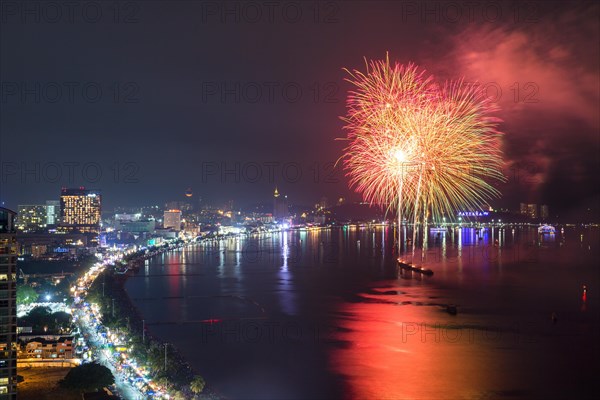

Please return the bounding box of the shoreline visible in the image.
[79,238,218,399]
[118,242,222,399]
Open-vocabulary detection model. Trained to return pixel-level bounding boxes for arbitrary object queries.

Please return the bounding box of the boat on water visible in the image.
[538,225,556,234]
[397,259,434,276]
[429,227,447,232]
[418,267,434,276]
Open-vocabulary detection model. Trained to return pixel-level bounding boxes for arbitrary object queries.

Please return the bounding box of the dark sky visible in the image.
[1,0,598,218]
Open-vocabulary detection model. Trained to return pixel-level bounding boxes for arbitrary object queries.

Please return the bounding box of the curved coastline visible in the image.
[78,237,219,399]
[117,239,222,400]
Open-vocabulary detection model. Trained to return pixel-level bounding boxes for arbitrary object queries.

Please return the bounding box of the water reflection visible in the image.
[278,231,297,316]
[329,225,598,399]
[125,226,599,399]
[331,299,495,400]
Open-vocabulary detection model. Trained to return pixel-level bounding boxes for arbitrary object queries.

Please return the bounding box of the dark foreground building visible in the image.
[0,208,17,398]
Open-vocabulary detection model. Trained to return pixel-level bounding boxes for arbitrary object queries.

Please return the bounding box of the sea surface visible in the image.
[125,225,600,399]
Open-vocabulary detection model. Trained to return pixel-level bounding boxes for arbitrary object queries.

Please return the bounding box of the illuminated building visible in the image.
[115,213,141,223]
[273,187,289,222]
[120,219,156,234]
[183,221,200,236]
[45,200,60,226]
[31,244,47,259]
[19,336,74,359]
[519,203,527,215]
[0,207,17,398]
[59,188,102,241]
[527,204,538,219]
[163,210,182,230]
[520,203,540,219]
[16,205,47,232]
[252,213,273,223]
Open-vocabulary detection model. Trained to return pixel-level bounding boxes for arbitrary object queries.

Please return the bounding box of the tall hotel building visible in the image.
[60,188,102,243]
[163,210,182,231]
[0,208,17,398]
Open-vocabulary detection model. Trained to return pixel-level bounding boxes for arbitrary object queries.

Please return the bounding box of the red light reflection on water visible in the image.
[329,300,498,399]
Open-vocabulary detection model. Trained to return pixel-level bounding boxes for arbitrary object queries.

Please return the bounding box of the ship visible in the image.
[538,225,556,234]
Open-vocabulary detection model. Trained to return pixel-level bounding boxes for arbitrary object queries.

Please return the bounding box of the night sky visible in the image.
[1,0,598,218]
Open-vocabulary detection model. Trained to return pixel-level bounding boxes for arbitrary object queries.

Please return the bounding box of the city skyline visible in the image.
[8,183,559,222]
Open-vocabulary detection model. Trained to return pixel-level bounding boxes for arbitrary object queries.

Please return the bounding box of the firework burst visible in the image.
[339,55,504,251]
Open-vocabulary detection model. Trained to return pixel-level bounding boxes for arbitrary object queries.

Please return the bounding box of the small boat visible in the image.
[446,304,458,315]
[397,259,434,276]
[538,225,556,234]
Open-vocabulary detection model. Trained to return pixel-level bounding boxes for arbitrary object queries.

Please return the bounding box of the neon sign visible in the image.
[457,211,489,217]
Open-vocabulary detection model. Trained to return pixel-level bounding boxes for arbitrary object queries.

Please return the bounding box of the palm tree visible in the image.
[190,375,206,395]
[173,391,186,400]
[155,376,170,390]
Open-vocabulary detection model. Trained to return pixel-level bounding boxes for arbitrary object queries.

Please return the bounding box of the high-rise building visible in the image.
[45,200,60,226]
[163,210,182,230]
[519,203,527,215]
[16,205,47,232]
[540,204,549,221]
[527,204,538,219]
[520,203,541,219]
[0,207,17,398]
[273,187,288,222]
[59,188,102,237]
